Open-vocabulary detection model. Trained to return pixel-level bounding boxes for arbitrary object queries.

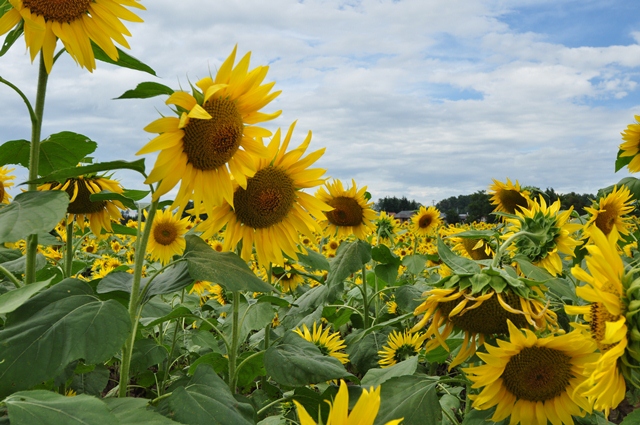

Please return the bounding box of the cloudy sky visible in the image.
[1,0,639,205]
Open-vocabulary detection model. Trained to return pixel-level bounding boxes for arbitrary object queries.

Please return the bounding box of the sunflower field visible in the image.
[2,2,640,425]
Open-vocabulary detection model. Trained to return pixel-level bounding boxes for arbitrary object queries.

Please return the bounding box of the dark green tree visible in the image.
[374,196,422,212]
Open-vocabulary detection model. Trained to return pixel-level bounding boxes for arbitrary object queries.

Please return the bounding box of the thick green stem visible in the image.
[228,291,241,392]
[0,264,22,287]
[118,200,158,397]
[25,54,50,285]
[361,266,370,328]
[64,218,74,277]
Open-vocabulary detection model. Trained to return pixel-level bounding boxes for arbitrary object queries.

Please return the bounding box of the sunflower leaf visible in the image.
[326,240,372,286]
[103,398,180,425]
[90,191,138,210]
[598,177,640,201]
[376,376,440,425]
[615,148,633,173]
[0,191,69,243]
[24,159,147,184]
[116,82,175,100]
[0,20,22,57]
[92,42,156,75]
[437,238,480,275]
[361,356,419,387]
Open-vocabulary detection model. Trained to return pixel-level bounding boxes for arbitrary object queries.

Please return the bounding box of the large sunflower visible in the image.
[378,330,425,368]
[463,320,598,425]
[488,178,530,215]
[38,175,125,236]
[0,0,145,73]
[565,226,629,414]
[0,166,15,204]
[146,208,190,265]
[583,185,634,239]
[504,196,581,276]
[293,322,349,365]
[315,179,377,240]
[410,206,441,237]
[197,121,330,266]
[619,115,640,173]
[137,46,281,214]
[294,380,403,425]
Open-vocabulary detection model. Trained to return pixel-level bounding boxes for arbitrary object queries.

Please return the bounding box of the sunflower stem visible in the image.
[228,290,241,392]
[64,217,74,277]
[361,265,370,328]
[118,199,158,397]
[0,264,21,288]
[25,54,50,285]
[491,230,537,268]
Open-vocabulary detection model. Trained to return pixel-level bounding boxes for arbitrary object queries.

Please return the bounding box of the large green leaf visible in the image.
[116,82,174,99]
[164,365,254,425]
[71,365,109,397]
[345,330,386,375]
[361,356,419,387]
[4,390,119,425]
[1,252,46,274]
[0,279,131,398]
[90,190,149,211]
[402,254,428,275]
[0,191,69,243]
[326,240,372,286]
[437,238,480,275]
[296,248,330,271]
[104,398,180,424]
[0,19,22,57]
[25,159,146,184]
[264,332,354,386]
[184,235,275,293]
[92,42,156,75]
[0,278,52,314]
[375,376,440,425]
[598,177,640,201]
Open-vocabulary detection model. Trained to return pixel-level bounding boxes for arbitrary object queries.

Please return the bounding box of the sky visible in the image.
[1,0,640,206]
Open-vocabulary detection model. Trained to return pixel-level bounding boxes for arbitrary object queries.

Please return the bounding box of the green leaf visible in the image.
[164,365,254,425]
[1,252,46,274]
[0,278,52,314]
[0,191,69,243]
[440,394,461,425]
[71,365,109,397]
[395,284,426,313]
[620,408,640,425]
[461,407,507,425]
[184,235,275,293]
[375,263,398,286]
[39,132,98,176]
[615,149,633,173]
[326,240,372,286]
[264,332,354,386]
[110,223,138,236]
[236,351,266,388]
[402,254,427,275]
[361,356,419,387]
[437,238,480,275]
[345,330,386,375]
[469,273,491,293]
[424,337,463,363]
[25,159,146,184]
[5,390,119,425]
[0,279,131,398]
[116,82,174,99]
[376,376,440,425]
[131,339,168,373]
[372,245,400,265]
[92,42,156,75]
[598,177,640,201]
[0,20,22,57]
[141,305,193,328]
[90,191,139,210]
[0,139,29,168]
[240,301,275,340]
[104,398,180,425]
[296,248,330,271]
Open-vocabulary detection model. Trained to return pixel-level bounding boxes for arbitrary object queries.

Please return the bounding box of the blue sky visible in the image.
[1,0,639,206]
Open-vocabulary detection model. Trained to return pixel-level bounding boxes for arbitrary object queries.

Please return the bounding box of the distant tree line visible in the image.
[374,196,422,212]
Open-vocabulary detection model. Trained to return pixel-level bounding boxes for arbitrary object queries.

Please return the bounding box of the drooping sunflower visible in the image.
[315,179,377,240]
[378,330,425,368]
[374,211,400,242]
[197,121,330,266]
[410,206,442,237]
[294,380,403,425]
[583,185,634,239]
[38,175,125,237]
[565,226,631,414]
[146,208,190,265]
[138,46,281,214]
[450,236,493,260]
[504,196,581,276]
[293,322,349,365]
[463,320,598,425]
[488,178,531,215]
[0,166,15,204]
[0,0,145,73]
[619,115,640,173]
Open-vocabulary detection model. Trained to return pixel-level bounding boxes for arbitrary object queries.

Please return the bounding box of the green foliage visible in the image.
[376,376,441,425]
[0,191,69,243]
[374,196,421,213]
[26,159,147,184]
[92,42,156,75]
[326,240,372,286]
[116,82,175,99]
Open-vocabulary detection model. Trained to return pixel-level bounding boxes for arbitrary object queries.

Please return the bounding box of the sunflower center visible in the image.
[65,179,107,214]
[326,196,363,226]
[0,182,5,201]
[182,97,244,171]
[501,346,572,402]
[439,291,530,335]
[153,222,178,246]
[393,344,419,363]
[499,190,529,214]
[462,238,491,260]
[22,0,91,23]
[594,209,617,236]
[418,214,432,229]
[234,167,296,229]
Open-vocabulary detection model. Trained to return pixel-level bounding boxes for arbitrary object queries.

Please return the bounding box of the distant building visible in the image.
[394,210,417,223]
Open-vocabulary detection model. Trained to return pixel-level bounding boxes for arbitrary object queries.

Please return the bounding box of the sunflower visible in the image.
[565,226,629,414]
[38,175,125,237]
[197,121,330,266]
[374,211,400,242]
[488,178,530,215]
[412,287,558,369]
[619,115,640,173]
[0,0,145,73]
[146,208,190,265]
[294,380,403,425]
[450,236,493,260]
[378,330,425,368]
[410,206,442,237]
[463,320,597,425]
[138,46,281,214]
[0,166,15,204]
[270,260,305,293]
[315,179,377,240]
[293,322,349,365]
[504,196,581,276]
[583,185,634,239]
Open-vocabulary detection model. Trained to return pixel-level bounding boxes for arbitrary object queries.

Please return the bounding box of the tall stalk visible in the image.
[228,291,241,392]
[25,54,50,284]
